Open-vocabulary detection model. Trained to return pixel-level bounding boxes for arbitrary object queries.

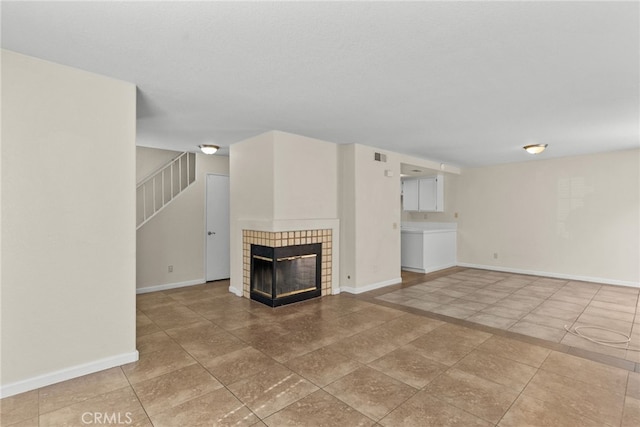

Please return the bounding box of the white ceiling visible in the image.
[2,1,638,167]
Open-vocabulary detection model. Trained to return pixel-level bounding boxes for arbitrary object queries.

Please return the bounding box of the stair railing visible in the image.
[136,152,196,229]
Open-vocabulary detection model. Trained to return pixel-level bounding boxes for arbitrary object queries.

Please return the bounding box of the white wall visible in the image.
[273,131,338,220]
[229,131,339,295]
[136,146,181,182]
[1,50,137,396]
[339,144,402,292]
[457,149,640,286]
[136,148,230,291]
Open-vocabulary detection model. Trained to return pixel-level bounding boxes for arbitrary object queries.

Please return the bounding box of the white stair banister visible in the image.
[136,152,196,229]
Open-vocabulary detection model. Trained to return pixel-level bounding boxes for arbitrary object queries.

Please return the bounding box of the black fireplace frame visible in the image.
[250,243,322,307]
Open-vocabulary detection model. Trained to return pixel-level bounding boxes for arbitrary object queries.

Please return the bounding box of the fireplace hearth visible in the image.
[250,243,322,307]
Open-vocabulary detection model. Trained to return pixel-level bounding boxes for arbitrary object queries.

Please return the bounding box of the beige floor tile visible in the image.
[263,390,374,427]
[406,335,475,367]
[540,351,628,394]
[166,289,213,305]
[560,332,628,359]
[380,391,492,427]
[202,346,279,385]
[508,321,566,342]
[136,331,181,355]
[0,390,38,426]
[588,299,637,314]
[423,368,519,424]
[142,305,205,329]
[330,311,388,334]
[479,305,528,320]
[498,394,603,427]
[454,349,537,391]
[227,364,318,419]
[136,293,175,312]
[136,312,161,337]
[163,320,220,344]
[399,299,442,311]
[548,293,593,306]
[368,346,448,388]
[325,329,399,364]
[519,312,570,329]
[285,347,362,387]
[178,330,248,363]
[592,292,638,307]
[39,367,130,414]
[149,387,258,427]
[131,364,222,416]
[210,310,267,331]
[493,296,544,311]
[39,386,147,427]
[572,315,633,334]
[429,304,477,319]
[476,335,551,367]
[628,371,640,400]
[623,396,640,427]
[523,369,624,426]
[3,417,39,427]
[324,366,416,421]
[530,305,581,322]
[121,346,196,384]
[466,313,517,329]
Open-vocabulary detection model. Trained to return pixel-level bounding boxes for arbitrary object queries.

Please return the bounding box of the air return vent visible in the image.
[374,152,387,162]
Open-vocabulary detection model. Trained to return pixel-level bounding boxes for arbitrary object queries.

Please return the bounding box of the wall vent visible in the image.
[374,152,387,162]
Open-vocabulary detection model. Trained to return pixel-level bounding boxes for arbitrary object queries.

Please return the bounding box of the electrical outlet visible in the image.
[493,253,498,259]
[168,265,173,273]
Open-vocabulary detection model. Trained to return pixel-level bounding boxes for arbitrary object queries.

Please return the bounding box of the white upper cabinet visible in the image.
[402,174,444,212]
[402,178,419,211]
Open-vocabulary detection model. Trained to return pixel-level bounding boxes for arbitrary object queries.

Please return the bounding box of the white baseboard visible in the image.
[401,263,456,274]
[136,278,205,294]
[0,351,139,399]
[228,285,243,297]
[340,277,402,294]
[457,263,639,288]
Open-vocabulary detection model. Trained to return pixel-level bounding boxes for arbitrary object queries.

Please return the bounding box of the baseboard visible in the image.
[457,263,640,288]
[401,263,457,274]
[136,278,205,294]
[340,277,402,294]
[228,285,243,297]
[0,350,139,399]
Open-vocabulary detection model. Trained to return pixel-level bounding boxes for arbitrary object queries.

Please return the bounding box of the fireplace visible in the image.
[250,243,322,307]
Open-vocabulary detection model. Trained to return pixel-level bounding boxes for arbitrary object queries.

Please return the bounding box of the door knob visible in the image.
[208,231,216,235]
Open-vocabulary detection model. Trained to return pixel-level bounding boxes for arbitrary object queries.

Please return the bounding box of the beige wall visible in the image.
[136,146,181,183]
[136,148,230,290]
[229,131,339,294]
[457,149,640,286]
[1,50,137,395]
[340,144,402,291]
[273,131,338,220]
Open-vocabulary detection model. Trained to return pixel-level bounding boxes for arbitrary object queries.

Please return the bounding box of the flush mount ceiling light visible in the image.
[199,144,219,155]
[523,144,548,154]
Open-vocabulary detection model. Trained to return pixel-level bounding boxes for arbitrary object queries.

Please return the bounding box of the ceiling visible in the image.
[2,1,638,167]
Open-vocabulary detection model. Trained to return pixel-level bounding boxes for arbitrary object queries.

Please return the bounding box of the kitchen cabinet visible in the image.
[401,222,457,273]
[402,174,444,212]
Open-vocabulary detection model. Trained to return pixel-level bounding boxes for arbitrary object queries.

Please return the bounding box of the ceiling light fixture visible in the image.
[523,144,548,154]
[199,144,219,155]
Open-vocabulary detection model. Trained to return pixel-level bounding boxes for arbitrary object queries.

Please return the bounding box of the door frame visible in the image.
[204,173,231,282]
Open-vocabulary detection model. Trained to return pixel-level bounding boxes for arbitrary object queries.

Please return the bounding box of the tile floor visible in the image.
[1,270,639,426]
[375,268,640,365]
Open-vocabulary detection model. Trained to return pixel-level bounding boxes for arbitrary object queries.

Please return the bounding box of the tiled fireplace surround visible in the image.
[242,229,333,298]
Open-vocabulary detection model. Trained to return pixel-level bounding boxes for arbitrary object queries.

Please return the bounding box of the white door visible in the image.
[206,174,230,281]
